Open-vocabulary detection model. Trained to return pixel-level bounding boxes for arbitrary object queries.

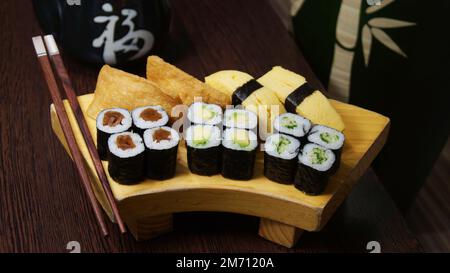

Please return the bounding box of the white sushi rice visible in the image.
[108,132,145,158]
[307,125,345,150]
[273,113,311,138]
[299,143,335,172]
[132,105,169,130]
[185,124,221,149]
[96,108,132,134]
[264,133,300,160]
[223,109,258,130]
[143,126,180,150]
[187,102,223,125]
[222,128,258,151]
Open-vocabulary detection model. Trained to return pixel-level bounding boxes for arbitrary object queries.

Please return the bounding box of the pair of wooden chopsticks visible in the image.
[32,35,126,236]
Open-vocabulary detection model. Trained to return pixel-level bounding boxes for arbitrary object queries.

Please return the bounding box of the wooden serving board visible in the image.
[50,94,390,248]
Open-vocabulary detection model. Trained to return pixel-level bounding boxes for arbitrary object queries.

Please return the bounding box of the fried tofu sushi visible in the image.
[146,56,230,108]
[87,65,178,122]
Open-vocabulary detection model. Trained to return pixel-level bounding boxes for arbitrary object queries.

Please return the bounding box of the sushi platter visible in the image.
[50,56,390,248]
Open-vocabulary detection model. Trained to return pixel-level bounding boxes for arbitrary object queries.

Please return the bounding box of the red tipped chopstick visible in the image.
[32,36,109,237]
[42,35,126,234]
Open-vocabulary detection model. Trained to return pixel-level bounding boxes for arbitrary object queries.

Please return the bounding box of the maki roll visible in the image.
[143,126,180,180]
[273,113,311,142]
[264,134,300,184]
[186,124,222,176]
[108,132,145,185]
[187,102,223,126]
[96,108,132,160]
[294,143,335,195]
[131,106,169,136]
[222,128,258,180]
[307,125,345,173]
[223,109,258,130]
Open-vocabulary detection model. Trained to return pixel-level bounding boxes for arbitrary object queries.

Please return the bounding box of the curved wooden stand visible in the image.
[51,94,389,248]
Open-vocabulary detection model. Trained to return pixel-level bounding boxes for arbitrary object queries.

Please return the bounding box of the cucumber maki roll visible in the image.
[108,132,145,185]
[264,134,300,184]
[223,109,258,130]
[186,124,222,176]
[96,108,132,160]
[273,113,311,142]
[143,126,180,180]
[187,102,223,126]
[222,128,258,180]
[295,143,335,195]
[131,106,169,136]
[307,125,345,174]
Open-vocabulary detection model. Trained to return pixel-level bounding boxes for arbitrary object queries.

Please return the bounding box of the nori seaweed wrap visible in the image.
[294,143,335,195]
[107,132,145,184]
[143,126,180,180]
[186,125,222,176]
[221,128,258,180]
[263,134,301,184]
[231,79,263,106]
[96,108,132,160]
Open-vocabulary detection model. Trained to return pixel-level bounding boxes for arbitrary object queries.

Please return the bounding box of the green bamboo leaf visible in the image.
[362,25,372,66]
[371,27,407,57]
[368,18,416,28]
[366,0,395,14]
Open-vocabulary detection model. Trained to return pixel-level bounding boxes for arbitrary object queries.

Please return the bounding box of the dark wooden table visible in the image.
[0,0,422,253]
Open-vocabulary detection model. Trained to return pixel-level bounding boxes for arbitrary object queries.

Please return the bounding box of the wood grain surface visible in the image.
[0,0,422,252]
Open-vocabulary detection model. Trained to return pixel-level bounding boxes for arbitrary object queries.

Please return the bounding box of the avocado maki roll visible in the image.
[264,134,300,184]
[222,128,258,180]
[108,132,145,185]
[187,102,223,126]
[294,143,335,195]
[307,125,345,174]
[96,108,132,160]
[143,126,180,180]
[131,106,169,136]
[186,124,222,176]
[223,109,258,130]
[273,113,311,142]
